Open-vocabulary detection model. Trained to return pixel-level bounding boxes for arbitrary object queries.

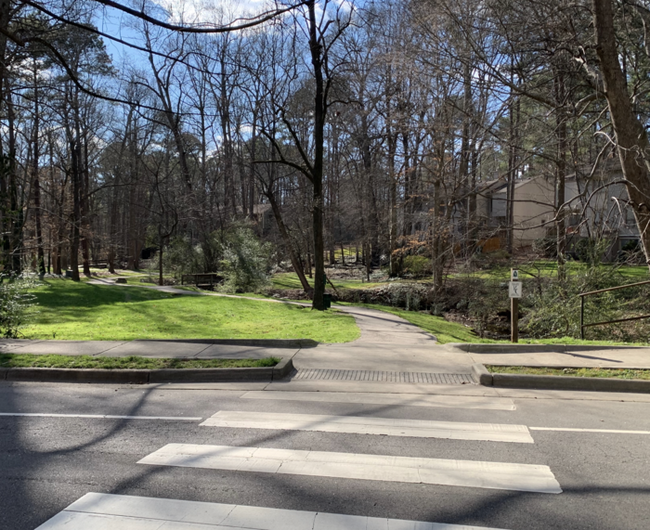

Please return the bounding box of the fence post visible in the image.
[580,295,584,340]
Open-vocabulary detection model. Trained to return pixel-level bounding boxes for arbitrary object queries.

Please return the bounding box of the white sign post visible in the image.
[509,270,521,343]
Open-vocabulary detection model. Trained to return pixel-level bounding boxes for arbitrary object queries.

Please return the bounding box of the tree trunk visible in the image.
[266,188,312,293]
[432,179,444,294]
[70,138,81,282]
[7,88,21,274]
[308,0,326,310]
[554,72,567,281]
[506,95,519,254]
[31,72,45,277]
[593,0,650,270]
[80,107,91,277]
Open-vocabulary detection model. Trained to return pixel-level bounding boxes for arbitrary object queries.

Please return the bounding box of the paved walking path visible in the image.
[3,277,650,386]
[454,344,650,369]
[84,278,650,369]
[84,278,474,375]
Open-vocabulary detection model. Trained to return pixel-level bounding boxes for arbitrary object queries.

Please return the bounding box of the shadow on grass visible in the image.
[26,281,356,342]
[32,280,172,310]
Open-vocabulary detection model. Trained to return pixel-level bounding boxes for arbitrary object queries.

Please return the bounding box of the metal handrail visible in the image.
[579,279,650,339]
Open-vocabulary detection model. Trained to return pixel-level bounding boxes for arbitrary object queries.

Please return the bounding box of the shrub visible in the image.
[521,264,621,339]
[0,275,38,338]
[570,238,608,265]
[618,240,644,265]
[219,223,273,293]
[401,255,432,277]
[533,237,556,258]
[441,277,509,337]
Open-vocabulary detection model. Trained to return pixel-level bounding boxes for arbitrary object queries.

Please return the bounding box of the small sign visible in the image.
[509,281,522,298]
[511,269,519,281]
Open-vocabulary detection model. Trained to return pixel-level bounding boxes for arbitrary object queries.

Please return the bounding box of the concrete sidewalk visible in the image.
[0,338,305,361]
[4,277,650,391]
[447,343,650,369]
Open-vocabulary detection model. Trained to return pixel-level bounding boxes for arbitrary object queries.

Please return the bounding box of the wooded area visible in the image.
[1,0,650,310]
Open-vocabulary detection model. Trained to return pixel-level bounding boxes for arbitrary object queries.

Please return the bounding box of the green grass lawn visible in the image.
[0,354,279,369]
[616,264,650,280]
[272,272,387,291]
[23,279,359,343]
[487,366,650,380]
[336,302,493,344]
[272,262,649,291]
[450,261,649,282]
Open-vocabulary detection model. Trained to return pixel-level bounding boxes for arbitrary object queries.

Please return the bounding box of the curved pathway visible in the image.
[86,278,473,378]
[87,278,437,346]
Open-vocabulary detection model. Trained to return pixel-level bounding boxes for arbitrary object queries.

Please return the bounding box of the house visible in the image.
[476,176,556,248]
[476,163,639,257]
[565,163,639,258]
[236,203,274,234]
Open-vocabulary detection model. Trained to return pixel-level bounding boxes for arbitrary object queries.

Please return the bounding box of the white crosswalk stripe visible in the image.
[137,443,562,494]
[241,391,517,410]
[36,492,511,530]
[33,392,563,530]
[200,411,534,443]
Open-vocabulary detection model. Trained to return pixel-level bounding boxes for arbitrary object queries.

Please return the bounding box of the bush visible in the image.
[440,277,509,337]
[330,282,432,311]
[533,237,556,258]
[618,240,644,265]
[570,238,606,265]
[521,264,621,339]
[0,275,38,338]
[468,249,511,270]
[161,235,222,279]
[219,223,273,293]
[401,256,432,277]
[151,224,273,293]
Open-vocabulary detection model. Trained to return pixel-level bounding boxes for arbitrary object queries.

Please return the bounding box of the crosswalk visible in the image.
[36,493,510,530]
[35,392,561,530]
[199,411,534,443]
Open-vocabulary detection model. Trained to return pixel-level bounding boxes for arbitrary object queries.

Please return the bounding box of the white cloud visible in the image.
[155,0,275,26]
[155,1,355,26]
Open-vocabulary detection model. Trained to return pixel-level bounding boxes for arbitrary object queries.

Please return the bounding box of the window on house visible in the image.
[568,214,581,227]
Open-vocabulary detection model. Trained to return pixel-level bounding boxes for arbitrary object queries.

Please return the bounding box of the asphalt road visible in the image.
[1,381,649,530]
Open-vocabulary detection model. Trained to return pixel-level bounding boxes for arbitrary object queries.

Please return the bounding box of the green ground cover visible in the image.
[449,261,649,281]
[336,302,493,344]
[273,262,648,290]
[518,337,646,346]
[0,354,279,370]
[23,280,359,343]
[335,303,641,346]
[272,272,386,290]
[487,365,650,380]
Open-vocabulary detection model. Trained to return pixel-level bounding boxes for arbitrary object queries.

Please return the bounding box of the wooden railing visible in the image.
[579,279,650,339]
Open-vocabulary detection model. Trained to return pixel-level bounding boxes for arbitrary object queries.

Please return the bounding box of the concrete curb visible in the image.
[474,363,650,394]
[131,339,318,348]
[446,343,647,353]
[471,364,493,386]
[1,338,318,350]
[272,356,295,380]
[5,368,150,384]
[0,357,295,385]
